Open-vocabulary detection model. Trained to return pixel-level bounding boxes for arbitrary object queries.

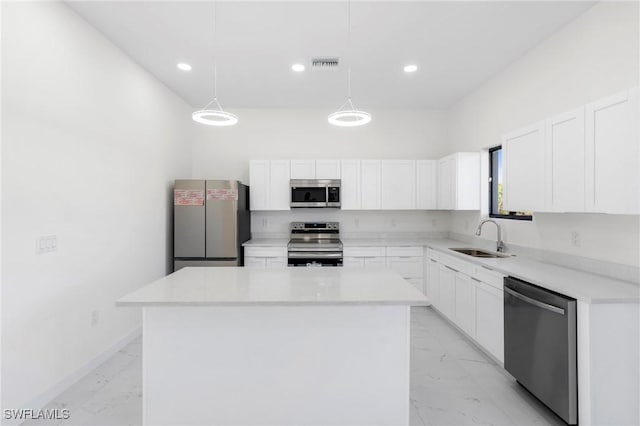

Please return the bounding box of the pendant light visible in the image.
[328,0,371,127]
[192,1,238,126]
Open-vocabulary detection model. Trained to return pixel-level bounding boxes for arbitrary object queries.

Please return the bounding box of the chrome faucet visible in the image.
[476,219,505,252]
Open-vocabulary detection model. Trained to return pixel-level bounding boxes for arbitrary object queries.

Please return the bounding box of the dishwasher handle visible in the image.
[504,286,565,315]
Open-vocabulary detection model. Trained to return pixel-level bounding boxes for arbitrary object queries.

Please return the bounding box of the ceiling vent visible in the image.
[311,57,340,71]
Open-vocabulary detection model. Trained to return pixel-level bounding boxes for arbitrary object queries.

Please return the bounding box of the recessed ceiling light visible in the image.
[177,63,192,71]
[291,63,305,72]
[403,64,418,73]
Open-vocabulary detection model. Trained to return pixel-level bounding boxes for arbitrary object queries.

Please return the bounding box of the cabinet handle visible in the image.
[444,265,458,272]
[471,277,482,283]
[429,259,437,263]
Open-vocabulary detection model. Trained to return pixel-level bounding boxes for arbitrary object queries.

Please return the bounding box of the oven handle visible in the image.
[504,286,565,315]
[288,252,343,259]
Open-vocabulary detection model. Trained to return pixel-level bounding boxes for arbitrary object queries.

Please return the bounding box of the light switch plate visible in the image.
[37,235,57,254]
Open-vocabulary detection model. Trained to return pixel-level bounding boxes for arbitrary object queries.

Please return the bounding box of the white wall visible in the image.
[192,108,448,183]
[1,2,193,412]
[447,2,640,267]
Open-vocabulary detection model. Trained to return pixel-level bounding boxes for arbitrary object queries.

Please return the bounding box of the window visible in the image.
[489,146,532,220]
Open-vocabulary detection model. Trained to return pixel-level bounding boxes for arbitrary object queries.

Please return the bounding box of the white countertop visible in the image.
[425,239,639,304]
[243,238,289,247]
[117,267,430,307]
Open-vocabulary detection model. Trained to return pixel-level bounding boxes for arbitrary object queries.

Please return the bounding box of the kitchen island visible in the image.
[117,267,429,426]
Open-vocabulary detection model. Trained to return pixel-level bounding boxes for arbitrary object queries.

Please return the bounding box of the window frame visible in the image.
[488,146,532,221]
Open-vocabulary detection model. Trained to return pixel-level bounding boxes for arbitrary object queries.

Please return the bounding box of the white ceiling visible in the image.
[67,1,594,109]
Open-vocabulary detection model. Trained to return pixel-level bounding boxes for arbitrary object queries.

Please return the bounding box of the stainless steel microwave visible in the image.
[290,179,341,208]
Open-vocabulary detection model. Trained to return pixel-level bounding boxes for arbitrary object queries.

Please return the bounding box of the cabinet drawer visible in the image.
[472,266,505,290]
[426,248,441,261]
[245,246,287,258]
[438,252,474,276]
[387,257,423,278]
[266,257,287,269]
[244,257,267,268]
[343,246,386,257]
[343,257,365,268]
[387,246,423,257]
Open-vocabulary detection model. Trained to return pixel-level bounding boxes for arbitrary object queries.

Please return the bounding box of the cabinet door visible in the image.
[438,264,456,320]
[387,257,423,278]
[454,273,476,337]
[426,258,440,308]
[340,160,361,210]
[437,156,454,210]
[249,160,269,211]
[455,153,481,210]
[585,88,640,214]
[545,107,586,212]
[381,160,416,209]
[416,160,437,209]
[266,257,287,269]
[343,257,365,268]
[364,256,387,268]
[244,257,267,268]
[269,160,291,210]
[502,122,545,212]
[361,160,381,210]
[290,160,316,179]
[475,282,504,363]
[316,160,341,179]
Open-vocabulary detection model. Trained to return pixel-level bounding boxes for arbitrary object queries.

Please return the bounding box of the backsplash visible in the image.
[251,210,451,238]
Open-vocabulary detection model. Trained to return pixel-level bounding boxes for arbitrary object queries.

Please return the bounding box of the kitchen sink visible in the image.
[449,248,510,258]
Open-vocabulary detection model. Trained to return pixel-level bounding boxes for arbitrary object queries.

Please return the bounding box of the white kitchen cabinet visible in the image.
[416,160,437,210]
[381,160,416,210]
[426,258,440,308]
[249,160,290,211]
[544,107,586,212]
[249,160,270,211]
[361,160,381,210]
[454,273,476,337]
[364,257,387,267]
[315,160,341,179]
[438,264,456,320]
[340,160,361,210]
[406,278,425,294]
[437,153,480,210]
[475,281,504,363]
[290,160,316,179]
[244,246,288,268]
[343,257,364,268]
[269,160,291,210]
[502,122,545,212]
[585,87,640,214]
[387,257,423,279]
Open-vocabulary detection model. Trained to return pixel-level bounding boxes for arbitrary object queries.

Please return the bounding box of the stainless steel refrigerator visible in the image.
[173,180,250,271]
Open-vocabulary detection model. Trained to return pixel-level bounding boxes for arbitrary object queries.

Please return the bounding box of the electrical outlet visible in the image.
[431,219,437,228]
[37,235,57,254]
[354,218,359,228]
[262,218,267,229]
[391,218,397,227]
[570,231,581,247]
[91,310,99,327]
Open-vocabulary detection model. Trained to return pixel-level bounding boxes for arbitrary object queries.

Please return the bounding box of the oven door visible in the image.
[287,252,343,267]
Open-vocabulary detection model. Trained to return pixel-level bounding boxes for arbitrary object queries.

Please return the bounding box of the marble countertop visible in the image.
[425,239,639,304]
[117,267,430,307]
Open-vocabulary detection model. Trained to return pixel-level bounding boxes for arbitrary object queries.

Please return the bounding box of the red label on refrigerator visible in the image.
[174,189,205,206]
[207,189,238,201]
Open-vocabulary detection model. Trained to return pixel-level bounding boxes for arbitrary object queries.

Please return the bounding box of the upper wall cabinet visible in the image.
[340,160,361,210]
[249,160,290,211]
[361,160,382,210]
[585,87,639,214]
[381,160,416,210]
[416,160,437,210]
[437,153,480,210]
[290,160,341,180]
[502,122,545,212]
[545,107,585,213]
[290,160,315,179]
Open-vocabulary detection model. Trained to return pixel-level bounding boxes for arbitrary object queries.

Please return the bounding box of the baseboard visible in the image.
[5,326,142,426]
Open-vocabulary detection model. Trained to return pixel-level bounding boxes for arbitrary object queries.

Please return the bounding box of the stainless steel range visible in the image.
[287,222,343,267]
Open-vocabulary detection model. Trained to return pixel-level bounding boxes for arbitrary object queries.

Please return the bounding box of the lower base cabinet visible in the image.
[438,265,456,319]
[475,282,504,363]
[454,274,476,337]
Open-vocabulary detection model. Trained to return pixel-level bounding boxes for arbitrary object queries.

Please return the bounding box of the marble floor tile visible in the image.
[23,306,565,426]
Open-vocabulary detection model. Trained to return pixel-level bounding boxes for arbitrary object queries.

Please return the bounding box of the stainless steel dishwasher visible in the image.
[504,276,577,425]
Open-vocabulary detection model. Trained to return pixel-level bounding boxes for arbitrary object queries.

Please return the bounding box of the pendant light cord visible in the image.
[213,0,218,100]
[347,0,352,101]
